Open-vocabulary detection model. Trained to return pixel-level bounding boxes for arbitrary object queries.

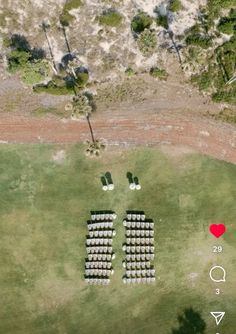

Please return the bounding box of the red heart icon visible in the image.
[209,224,226,238]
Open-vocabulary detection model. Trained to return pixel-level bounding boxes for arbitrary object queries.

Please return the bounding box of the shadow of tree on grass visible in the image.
[171,308,206,334]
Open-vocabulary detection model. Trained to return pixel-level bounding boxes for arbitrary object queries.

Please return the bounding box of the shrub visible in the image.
[7,50,49,84]
[156,15,169,29]
[217,10,236,35]
[212,90,236,104]
[99,10,123,27]
[191,72,212,90]
[150,67,168,80]
[137,29,157,55]
[125,67,135,76]
[217,17,236,35]
[33,81,74,95]
[215,37,236,83]
[169,0,182,12]
[131,12,153,34]
[34,67,89,96]
[64,0,82,11]
[32,107,65,117]
[207,0,236,26]
[2,35,11,48]
[20,61,50,85]
[8,50,31,70]
[76,72,89,87]
[210,108,236,123]
[229,8,236,19]
[184,2,236,106]
[187,24,201,35]
[185,33,212,49]
[6,35,50,85]
[60,0,82,26]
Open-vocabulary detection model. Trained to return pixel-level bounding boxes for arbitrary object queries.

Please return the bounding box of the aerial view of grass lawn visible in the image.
[0,144,235,334]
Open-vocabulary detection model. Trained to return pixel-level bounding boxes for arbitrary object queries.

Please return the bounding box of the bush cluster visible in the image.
[185,33,213,49]
[33,81,74,95]
[150,67,168,80]
[60,0,82,26]
[33,69,89,96]
[6,34,49,85]
[98,10,123,27]
[190,36,236,103]
[137,29,157,55]
[131,12,153,34]
[156,15,168,29]
[217,9,236,34]
[169,0,183,13]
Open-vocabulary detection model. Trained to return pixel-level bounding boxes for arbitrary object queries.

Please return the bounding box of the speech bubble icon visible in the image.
[209,266,226,283]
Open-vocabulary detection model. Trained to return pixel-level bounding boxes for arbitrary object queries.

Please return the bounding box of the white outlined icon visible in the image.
[209,266,226,283]
[210,312,225,325]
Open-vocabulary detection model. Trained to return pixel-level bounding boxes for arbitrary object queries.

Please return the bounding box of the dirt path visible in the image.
[0,65,235,164]
[0,113,236,164]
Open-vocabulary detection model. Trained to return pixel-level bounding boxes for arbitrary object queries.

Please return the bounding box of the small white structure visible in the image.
[108,184,114,191]
[129,183,136,190]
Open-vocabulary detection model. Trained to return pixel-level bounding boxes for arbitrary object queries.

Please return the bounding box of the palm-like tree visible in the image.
[65,93,106,157]
[155,6,183,67]
[59,21,71,54]
[66,94,92,120]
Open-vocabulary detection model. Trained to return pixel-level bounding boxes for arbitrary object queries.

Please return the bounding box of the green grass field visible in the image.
[0,144,236,334]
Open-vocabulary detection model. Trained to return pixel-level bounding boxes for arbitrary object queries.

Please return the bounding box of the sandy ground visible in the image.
[0,0,209,81]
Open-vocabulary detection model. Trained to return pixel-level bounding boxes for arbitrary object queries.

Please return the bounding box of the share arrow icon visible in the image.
[210,312,225,325]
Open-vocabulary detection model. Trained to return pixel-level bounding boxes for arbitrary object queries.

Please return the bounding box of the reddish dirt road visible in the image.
[0,113,236,164]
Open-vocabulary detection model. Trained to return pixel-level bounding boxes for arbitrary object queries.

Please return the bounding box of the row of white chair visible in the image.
[88,222,113,230]
[85,278,111,285]
[85,269,114,276]
[123,277,156,284]
[85,262,112,269]
[124,221,154,229]
[86,246,113,254]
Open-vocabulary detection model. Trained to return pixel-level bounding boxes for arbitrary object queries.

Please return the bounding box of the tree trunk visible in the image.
[168,30,183,68]
[62,26,71,54]
[86,115,95,143]
[43,27,57,73]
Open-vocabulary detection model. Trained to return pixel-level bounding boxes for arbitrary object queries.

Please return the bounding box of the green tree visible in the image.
[8,50,31,70]
[172,308,206,334]
[85,139,106,157]
[65,93,95,142]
